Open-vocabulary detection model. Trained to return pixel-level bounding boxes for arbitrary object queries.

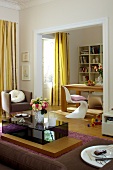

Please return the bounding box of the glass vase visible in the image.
[35,111,44,124]
[98,75,103,85]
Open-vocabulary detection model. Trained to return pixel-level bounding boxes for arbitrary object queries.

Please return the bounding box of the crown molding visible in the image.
[0,0,55,10]
[0,1,20,10]
[20,0,54,10]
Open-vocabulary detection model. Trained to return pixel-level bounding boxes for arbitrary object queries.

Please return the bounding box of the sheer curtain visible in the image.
[0,20,17,108]
[53,32,70,105]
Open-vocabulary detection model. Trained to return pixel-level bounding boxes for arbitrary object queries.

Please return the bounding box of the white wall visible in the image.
[0,6,19,22]
[19,0,113,110]
[69,26,102,84]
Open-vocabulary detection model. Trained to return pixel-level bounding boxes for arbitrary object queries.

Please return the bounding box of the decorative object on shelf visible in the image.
[83,56,87,63]
[98,75,103,85]
[98,63,103,78]
[92,47,95,54]
[85,76,89,81]
[94,63,103,84]
[30,97,49,123]
[94,63,103,78]
[95,57,99,63]
[92,58,95,63]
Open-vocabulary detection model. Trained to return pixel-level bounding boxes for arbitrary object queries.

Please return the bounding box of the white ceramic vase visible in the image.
[35,111,44,124]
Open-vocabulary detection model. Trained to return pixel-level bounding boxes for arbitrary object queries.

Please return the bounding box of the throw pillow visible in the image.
[71,94,87,101]
[9,90,25,103]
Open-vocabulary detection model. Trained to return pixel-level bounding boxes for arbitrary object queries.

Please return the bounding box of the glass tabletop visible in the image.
[2,115,68,145]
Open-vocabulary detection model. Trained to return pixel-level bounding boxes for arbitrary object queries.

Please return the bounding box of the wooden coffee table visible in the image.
[1,116,82,158]
[1,134,82,158]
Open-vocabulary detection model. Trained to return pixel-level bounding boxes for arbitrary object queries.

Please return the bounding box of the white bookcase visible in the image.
[78,44,103,83]
[102,111,113,136]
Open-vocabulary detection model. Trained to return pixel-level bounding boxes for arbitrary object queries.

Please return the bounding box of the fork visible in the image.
[86,150,106,165]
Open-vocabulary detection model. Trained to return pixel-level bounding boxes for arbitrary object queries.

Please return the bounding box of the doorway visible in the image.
[34,17,108,113]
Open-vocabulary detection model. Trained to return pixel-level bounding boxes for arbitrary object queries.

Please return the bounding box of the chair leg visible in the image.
[65,101,88,119]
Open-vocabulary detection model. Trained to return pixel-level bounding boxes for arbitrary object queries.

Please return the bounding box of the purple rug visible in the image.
[68,131,97,145]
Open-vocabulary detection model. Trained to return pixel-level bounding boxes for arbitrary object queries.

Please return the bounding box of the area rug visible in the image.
[68,131,98,144]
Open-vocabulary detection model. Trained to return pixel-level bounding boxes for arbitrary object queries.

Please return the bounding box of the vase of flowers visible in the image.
[94,63,103,84]
[35,111,44,124]
[97,63,103,78]
[30,97,49,123]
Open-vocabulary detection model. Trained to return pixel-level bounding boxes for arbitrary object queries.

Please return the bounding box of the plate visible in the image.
[81,145,112,168]
[15,113,30,118]
[15,114,22,117]
[22,113,28,117]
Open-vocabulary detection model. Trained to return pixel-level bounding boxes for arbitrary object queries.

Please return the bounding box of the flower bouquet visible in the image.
[94,63,103,78]
[30,97,49,115]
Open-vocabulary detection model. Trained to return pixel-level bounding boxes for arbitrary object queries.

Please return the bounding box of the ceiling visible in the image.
[0,0,54,10]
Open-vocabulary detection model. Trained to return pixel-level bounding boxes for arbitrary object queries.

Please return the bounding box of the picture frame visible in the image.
[22,52,29,62]
[22,65,30,80]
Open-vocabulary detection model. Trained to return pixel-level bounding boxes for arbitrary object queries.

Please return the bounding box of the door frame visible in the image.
[34,17,108,113]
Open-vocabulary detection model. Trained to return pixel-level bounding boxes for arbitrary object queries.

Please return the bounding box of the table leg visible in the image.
[76,90,81,107]
[61,86,67,112]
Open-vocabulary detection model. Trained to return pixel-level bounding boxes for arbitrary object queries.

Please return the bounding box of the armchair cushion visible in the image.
[1,90,32,115]
[9,90,25,103]
[71,95,87,101]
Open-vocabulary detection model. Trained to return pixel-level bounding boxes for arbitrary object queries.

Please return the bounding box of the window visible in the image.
[42,38,55,83]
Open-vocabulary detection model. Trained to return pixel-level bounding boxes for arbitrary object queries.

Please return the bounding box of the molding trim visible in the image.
[0,1,20,10]
[0,0,55,10]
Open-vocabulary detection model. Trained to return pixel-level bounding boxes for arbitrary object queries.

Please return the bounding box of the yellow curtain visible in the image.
[0,20,17,108]
[53,32,70,105]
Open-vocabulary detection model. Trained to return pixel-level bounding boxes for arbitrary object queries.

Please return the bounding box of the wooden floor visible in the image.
[47,105,113,141]
[1,106,113,141]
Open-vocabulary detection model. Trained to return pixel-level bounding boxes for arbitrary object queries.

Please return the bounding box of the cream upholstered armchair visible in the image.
[1,90,32,117]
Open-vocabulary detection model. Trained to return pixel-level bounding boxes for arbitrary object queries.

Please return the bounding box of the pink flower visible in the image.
[45,102,48,107]
[35,104,39,108]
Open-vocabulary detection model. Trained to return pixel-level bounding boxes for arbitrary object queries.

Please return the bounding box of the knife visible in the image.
[95,157,113,161]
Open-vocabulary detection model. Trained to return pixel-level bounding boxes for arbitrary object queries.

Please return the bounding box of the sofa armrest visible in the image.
[22,90,32,102]
[1,91,11,113]
[57,138,113,170]
[0,140,67,170]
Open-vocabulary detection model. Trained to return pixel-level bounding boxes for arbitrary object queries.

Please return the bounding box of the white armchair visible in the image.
[63,86,88,118]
